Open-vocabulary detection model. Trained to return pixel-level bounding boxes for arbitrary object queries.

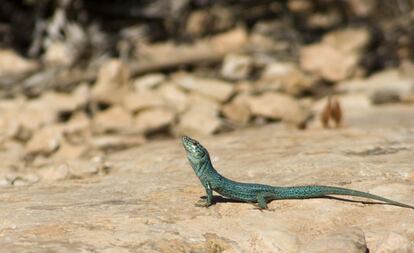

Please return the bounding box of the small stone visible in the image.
[43,41,73,66]
[299,228,367,253]
[221,54,252,80]
[93,106,132,133]
[407,170,414,182]
[177,96,221,136]
[336,69,414,104]
[158,84,189,113]
[0,177,10,187]
[67,160,100,178]
[322,28,370,54]
[300,43,359,82]
[40,90,87,114]
[52,141,86,161]
[61,112,91,143]
[374,232,413,253]
[260,62,317,95]
[133,73,166,92]
[123,91,165,112]
[26,126,63,155]
[0,49,38,76]
[92,59,130,105]
[20,99,57,132]
[173,74,234,102]
[247,92,307,124]
[221,94,251,125]
[37,164,70,181]
[134,108,175,134]
[300,28,369,82]
[92,134,146,151]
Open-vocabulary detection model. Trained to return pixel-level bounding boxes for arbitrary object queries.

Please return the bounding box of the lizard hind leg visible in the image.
[256,192,278,209]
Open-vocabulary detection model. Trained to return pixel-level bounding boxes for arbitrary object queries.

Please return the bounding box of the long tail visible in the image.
[275,185,414,209]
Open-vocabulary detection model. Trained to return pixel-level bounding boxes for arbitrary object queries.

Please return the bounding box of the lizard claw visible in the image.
[195,199,211,208]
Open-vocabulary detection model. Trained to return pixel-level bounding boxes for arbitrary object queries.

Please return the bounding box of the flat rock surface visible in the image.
[1,105,414,252]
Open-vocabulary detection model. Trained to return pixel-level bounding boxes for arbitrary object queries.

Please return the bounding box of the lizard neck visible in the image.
[189,154,220,180]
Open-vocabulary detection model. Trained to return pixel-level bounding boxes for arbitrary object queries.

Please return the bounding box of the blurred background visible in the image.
[0,0,414,184]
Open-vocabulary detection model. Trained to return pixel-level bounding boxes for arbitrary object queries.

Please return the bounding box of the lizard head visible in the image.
[181,136,209,165]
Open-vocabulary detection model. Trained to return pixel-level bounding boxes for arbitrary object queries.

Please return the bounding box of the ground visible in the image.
[1,104,413,253]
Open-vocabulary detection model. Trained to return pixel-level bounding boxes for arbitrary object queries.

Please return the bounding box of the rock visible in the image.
[0,49,38,76]
[26,126,63,156]
[407,170,414,182]
[336,69,414,104]
[67,160,101,179]
[300,28,370,82]
[43,41,73,66]
[134,108,175,134]
[299,228,367,253]
[6,172,40,186]
[123,91,165,112]
[133,73,166,92]
[253,230,299,253]
[61,112,91,143]
[173,74,234,102]
[52,141,87,161]
[247,92,308,125]
[312,94,371,116]
[374,232,414,253]
[158,84,189,113]
[92,134,146,151]
[288,0,313,13]
[348,0,376,17]
[221,94,251,125]
[93,106,132,133]
[20,99,57,131]
[92,59,130,105]
[40,90,88,114]
[322,28,370,54]
[177,95,222,136]
[37,164,70,181]
[300,43,359,82]
[0,99,24,139]
[260,62,317,95]
[220,54,252,80]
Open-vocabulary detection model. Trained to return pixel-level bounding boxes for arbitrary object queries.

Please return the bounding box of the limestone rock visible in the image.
[336,69,414,104]
[300,28,370,82]
[40,90,88,114]
[374,232,414,253]
[0,49,38,76]
[173,74,234,102]
[37,164,70,181]
[177,95,221,136]
[123,91,165,112]
[260,62,317,95]
[299,228,367,253]
[221,94,251,125]
[300,43,359,82]
[247,92,307,124]
[92,59,130,105]
[43,41,73,66]
[158,84,189,113]
[92,135,146,151]
[134,108,175,134]
[221,54,252,80]
[93,106,132,133]
[26,126,63,155]
[133,73,166,92]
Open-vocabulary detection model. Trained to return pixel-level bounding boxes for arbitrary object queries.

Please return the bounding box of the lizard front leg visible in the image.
[256,192,278,209]
[195,181,213,208]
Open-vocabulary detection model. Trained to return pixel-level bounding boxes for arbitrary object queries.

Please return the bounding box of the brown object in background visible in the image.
[321,96,342,128]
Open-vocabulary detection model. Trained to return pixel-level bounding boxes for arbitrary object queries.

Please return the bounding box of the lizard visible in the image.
[181,135,414,210]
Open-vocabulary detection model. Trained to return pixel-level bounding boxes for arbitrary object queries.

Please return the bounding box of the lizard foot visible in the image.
[194,199,211,208]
